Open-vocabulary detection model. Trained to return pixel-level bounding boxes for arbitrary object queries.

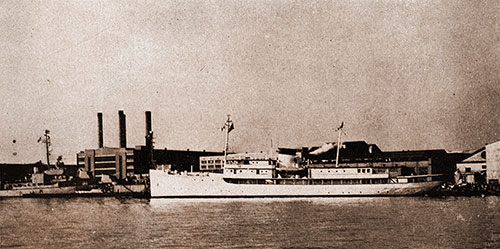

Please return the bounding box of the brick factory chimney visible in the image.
[145,111,152,136]
[119,110,127,148]
[97,112,104,148]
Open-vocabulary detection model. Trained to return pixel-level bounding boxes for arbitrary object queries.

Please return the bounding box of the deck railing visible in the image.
[223,174,442,185]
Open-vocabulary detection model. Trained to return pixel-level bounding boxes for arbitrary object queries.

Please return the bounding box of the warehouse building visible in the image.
[456,148,487,184]
[456,141,500,185]
[486,141,500,185]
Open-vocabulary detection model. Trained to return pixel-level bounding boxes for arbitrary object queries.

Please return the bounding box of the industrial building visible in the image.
[77,147,134,180]
[77,110,223,181]
[76,110,135,180]
[456,148,487,184]
[486,141,500,185]
[456,141,500,185]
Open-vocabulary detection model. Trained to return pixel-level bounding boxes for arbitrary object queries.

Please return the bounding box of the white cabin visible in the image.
[308,167,389,179]
[223,153,276,179]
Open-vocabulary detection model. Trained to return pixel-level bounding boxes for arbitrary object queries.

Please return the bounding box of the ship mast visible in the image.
[335,122,344,167]
[222,115,234,166]
[38,129,51,168]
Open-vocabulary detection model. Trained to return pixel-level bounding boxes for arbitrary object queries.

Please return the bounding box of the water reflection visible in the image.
[149,196,383,209]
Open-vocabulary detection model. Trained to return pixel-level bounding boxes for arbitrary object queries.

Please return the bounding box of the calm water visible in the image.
[1,196,500,248]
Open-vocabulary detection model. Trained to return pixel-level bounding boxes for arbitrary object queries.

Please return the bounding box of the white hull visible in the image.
[150,170,441,198]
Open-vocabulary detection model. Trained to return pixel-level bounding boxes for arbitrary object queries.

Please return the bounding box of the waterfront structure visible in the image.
[456,148,487,184]
[453,141,500,185]
[486,141,500,184]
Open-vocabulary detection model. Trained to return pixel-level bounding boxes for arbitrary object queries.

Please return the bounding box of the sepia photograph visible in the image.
[1,0,500,248]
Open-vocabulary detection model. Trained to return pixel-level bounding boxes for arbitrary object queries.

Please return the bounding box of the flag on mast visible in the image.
[337,121,344,130]
[222,121,235,133]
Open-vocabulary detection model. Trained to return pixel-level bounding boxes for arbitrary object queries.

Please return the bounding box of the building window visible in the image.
[482,165,487,169]
[465,168,471,173]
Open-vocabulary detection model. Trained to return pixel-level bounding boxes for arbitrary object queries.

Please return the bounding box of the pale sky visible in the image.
[1,0,500,164]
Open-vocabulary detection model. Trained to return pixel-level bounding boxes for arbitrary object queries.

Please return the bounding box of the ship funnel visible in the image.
[97,112,104,148]
[119,110,127,148]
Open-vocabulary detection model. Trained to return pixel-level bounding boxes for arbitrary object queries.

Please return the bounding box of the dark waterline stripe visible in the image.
[150,194,425,199]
